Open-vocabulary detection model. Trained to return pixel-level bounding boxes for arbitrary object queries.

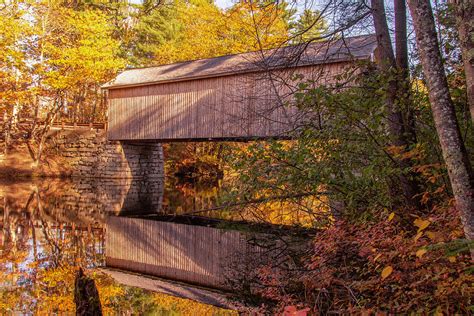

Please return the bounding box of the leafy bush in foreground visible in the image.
[252,205,473,314]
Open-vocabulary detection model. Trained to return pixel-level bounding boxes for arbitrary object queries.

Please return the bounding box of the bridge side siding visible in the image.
[107,62,349,141]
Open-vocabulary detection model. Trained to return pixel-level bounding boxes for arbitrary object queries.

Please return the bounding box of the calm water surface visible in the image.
[0,177,237,314]
[0,171,317,314]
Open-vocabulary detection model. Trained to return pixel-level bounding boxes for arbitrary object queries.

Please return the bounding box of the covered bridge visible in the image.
[102,35,377,141]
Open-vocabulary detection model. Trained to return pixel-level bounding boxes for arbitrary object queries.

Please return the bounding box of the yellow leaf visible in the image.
[448,256,456,263]
[414,231,423,241]
[414,218,430,232]
[387,212,395,222]
[416,248,427,258]
[426,231,437,240]
[381,266,393,280]
[374,254,382,262]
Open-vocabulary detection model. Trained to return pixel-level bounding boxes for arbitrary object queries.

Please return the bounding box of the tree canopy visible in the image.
[0,0,326,123]
[0,0,472,314]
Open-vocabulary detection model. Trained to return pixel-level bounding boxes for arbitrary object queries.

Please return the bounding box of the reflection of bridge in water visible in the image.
[105,216,267,289]
[0,178,297,292]
[0,178,248,311]
[104,214,313,294]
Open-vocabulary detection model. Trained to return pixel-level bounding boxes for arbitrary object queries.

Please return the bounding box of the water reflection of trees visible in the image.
[0,180,107,313]
[164,141,330,227]
[0,174,317,312]
[0,179,234,314]
[166,176,327,227]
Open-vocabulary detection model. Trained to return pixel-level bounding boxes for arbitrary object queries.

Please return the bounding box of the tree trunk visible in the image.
[449,0,474,122]
[74,268,103,316]
[11,102,20,130]
[395,0,409,73]
[371,0,422,209]
[407,0,474,241]
[372,0,406,145]
[35,105,60,164]
[395,0,417,143]
[3,112,10,155]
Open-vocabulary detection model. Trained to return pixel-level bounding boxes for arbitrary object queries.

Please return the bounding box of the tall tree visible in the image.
[36,5,124,121]
[126,3,180,66]
[148,0,292,63]
[371,0,422,209]
[24,3,125,163]
[394,0,416,143]
[448,0,473,122]
[291,9,326,42]
[407,0,474,241]
[0,3,32,153]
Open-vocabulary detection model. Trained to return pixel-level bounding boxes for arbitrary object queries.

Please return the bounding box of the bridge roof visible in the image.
[103,34,376,90]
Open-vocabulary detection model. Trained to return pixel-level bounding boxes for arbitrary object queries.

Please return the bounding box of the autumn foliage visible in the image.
[252,205,473,314]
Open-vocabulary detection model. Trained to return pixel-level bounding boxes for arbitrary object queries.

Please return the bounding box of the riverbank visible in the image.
[0,141,67,178]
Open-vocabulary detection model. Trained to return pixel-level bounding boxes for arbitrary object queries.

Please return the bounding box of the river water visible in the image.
[0,172,317,314]
[0,176,241,314]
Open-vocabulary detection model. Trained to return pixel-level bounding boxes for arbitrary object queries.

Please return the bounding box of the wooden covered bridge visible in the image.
[102,35,376,141]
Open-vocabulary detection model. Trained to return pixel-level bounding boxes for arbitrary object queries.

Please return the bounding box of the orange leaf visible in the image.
[421,192,430,204]
[433,186,445,194]
[414,218,430,232]
[416,248,427,258]
[381,266,393,280]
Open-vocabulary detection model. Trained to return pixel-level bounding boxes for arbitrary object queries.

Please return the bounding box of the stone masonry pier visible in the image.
[46,130,164,179]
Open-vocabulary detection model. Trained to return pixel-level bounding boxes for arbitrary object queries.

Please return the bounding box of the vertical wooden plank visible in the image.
[105,61,354,140]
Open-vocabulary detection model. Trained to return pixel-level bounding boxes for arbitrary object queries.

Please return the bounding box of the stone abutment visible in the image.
[46,130,164,179]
